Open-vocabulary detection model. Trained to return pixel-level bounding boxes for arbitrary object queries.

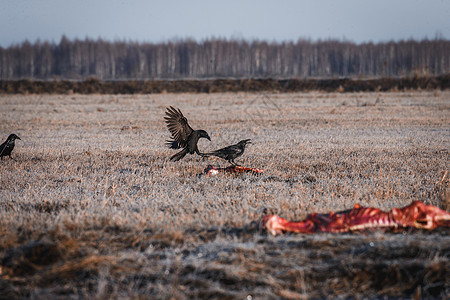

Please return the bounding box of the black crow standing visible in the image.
[0,134,21,160]
[202,139,251,165]
[165,106,211,161]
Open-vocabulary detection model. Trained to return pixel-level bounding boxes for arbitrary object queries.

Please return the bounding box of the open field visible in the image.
[0,91,449,298]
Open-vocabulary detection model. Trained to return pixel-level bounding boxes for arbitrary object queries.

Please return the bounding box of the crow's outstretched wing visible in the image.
[164,106,194,148]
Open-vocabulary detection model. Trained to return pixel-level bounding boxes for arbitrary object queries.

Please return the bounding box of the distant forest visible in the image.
[1,36,449,80]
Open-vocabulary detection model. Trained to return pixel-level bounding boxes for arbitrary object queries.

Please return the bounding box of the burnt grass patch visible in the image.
[0,225,449,299]
[1,75,449,94]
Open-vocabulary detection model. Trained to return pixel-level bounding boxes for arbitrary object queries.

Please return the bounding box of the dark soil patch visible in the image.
[1,75,448,94]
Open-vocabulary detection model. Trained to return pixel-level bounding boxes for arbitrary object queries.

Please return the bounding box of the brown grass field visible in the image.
[0,91,449,299]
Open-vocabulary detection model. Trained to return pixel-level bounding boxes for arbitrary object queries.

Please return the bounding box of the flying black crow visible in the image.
[202,139,251,165]
[165,106,211,161]
[0,134,21,160]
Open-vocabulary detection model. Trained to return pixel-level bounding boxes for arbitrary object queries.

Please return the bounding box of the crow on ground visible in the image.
[165,106,211,161]
[202,139,251,166]
[0,134,21,160]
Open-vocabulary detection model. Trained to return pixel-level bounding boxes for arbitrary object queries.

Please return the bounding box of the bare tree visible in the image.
[0,37,449,80]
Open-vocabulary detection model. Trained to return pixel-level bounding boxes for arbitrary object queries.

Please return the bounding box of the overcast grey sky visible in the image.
[1,0,449,47]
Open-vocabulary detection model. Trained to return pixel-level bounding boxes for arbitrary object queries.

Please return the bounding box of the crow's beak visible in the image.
[17,137,21,140]
[207,136,211,141]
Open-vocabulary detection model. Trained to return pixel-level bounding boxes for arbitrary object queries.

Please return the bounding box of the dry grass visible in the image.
[0,91,449,298]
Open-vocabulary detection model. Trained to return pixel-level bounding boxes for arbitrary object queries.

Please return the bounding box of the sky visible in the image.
[1,0,449,47]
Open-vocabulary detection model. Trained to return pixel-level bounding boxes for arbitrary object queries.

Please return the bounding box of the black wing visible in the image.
[212,144,239,154]
[164,106,194,148]
[207,144,241,158]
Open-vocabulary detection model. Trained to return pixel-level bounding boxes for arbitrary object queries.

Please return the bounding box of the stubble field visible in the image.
[0,91,449,299]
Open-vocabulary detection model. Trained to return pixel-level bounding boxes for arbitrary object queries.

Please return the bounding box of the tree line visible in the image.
[1,36,449,80]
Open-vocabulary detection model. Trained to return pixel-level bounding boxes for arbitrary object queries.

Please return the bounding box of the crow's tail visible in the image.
[170,149,188,161]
